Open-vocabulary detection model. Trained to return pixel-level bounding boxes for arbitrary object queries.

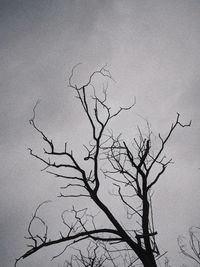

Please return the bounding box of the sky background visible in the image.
[1,0,200,266]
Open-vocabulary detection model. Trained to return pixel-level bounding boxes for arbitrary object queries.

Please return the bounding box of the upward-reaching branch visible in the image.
[68,65,135,194]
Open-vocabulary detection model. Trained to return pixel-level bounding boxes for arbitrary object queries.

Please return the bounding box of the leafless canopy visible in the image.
[15,66,191,267]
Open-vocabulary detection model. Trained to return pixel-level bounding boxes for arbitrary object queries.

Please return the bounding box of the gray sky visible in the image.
[1,0,200,266]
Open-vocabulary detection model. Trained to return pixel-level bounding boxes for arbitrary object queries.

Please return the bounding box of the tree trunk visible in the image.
[141,186,157,267]
[142,255,157,267]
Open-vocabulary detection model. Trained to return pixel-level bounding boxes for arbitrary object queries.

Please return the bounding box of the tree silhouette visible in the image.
[15,66,191,267]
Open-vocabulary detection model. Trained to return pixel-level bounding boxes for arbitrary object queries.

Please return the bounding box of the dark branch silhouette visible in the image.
[15,66,191,267]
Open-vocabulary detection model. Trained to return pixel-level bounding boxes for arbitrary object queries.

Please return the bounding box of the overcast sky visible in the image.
[1,0,200,266]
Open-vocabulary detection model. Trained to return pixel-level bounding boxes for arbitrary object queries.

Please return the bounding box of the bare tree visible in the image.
[178,226,200,265]
[15,66,191,267]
